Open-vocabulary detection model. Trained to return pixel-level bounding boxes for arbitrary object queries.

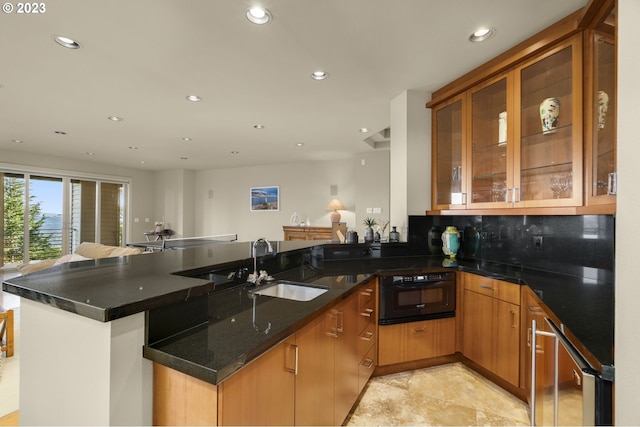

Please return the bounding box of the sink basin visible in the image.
[251,281,329,302]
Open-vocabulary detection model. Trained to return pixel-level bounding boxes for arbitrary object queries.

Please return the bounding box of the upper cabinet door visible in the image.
[586,4,616,208]
[432,94,467,210]
[467,74,514,208]
[513,35,583,207]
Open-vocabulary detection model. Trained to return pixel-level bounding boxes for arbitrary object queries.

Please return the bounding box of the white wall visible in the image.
[353,150,391,236]
[614,0,640,423]
[390,90,431,239]
[0,148,155,244]
[194,158,363,242]
[153,169,195,238]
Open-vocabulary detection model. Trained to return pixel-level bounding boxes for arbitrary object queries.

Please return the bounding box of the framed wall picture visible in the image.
[250,186,279,211]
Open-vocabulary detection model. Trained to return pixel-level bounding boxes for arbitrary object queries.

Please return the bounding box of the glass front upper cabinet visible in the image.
[586,5,616,207]
[467,75,513,208]
[432,94,466,209]
[513,36,583,207]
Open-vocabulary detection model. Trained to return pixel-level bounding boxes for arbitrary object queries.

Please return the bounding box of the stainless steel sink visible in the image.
[250,280,329,301]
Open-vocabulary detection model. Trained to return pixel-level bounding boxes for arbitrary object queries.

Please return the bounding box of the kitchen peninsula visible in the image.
[2,234,614,425]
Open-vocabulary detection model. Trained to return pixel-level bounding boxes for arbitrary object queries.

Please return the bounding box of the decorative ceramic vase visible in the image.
[389,226,400,243]
[441,226,460,259]
[364,227,374,243]
[539,97,560,134]
[290,212,301,226]
[598,90,609,129]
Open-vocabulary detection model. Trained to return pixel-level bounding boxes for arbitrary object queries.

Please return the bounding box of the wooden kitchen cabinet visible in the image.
[282,226,332,241]
[429,32,587,212]
[461,272,520,387]
[153,363,218,426]
[218,337,296,426]
[357,281,377,392]
[432,94,467,210]
[294,311,335,426]
[585,1,616,209]
[378,317,456,366]
[295,287,365,426]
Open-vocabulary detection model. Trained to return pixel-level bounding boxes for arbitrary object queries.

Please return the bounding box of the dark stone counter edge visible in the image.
[2,280,216,322]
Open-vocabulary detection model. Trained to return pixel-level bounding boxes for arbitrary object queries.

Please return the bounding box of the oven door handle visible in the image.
[394,281,447,289]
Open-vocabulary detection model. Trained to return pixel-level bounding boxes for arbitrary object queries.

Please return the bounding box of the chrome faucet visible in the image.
[249,238,273,285]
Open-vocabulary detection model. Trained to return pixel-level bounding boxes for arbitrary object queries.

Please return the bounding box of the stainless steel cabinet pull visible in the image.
[479,284,494,291]
[337,310,344,333]
[607,172,617,195]
[286,344,299,375]
[360,331,374,341]
[510,310,516,328]
[360,308,374,317]
[328,313,338,338]
[414,328,427,334]
[362,358,374,369]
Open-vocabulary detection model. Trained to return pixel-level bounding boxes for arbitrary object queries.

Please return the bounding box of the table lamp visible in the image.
[326,198,346,223]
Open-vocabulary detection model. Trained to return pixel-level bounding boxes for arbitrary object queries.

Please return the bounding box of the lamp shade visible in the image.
[326,198,345,223]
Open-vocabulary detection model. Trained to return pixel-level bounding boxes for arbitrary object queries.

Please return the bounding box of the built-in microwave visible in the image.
[378,271,456,325]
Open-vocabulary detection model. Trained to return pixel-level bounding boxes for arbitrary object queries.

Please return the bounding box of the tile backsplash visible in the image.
[408,214,615,275]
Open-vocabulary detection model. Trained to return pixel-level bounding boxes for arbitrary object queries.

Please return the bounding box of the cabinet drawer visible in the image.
[358,321,376,359]
[463,273,520,305]
[378,317,455,366]
[358,343,376,393]
[357,284,376,333]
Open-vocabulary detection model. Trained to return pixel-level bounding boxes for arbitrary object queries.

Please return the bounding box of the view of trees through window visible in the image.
[3,175,61,264]
[1,171,127,267]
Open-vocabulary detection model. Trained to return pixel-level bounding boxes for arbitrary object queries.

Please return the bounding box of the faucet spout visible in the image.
[251,238,273,285]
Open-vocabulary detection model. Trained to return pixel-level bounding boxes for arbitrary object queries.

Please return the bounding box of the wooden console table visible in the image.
[283,226,332,241]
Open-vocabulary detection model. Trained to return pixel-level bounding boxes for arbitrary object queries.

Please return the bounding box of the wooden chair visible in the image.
[0,307,14,357]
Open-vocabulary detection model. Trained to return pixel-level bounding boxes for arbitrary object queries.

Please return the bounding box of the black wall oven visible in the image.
[379,271,456,325]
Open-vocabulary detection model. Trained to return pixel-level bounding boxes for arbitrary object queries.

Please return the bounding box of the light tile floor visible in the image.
[346,362,530,426]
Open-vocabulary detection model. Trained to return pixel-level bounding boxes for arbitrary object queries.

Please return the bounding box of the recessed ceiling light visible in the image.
[311,71,329,80]
[54,131,67,135]
[139,161,146,164]
[53,35,81,49]
[469,27,495,43]
[108,116,123,121]
[246,7,272,24]
[186,95,201,102]
[86,152,95,156]
[182,137,192,141]
[128,146,139,150]
[11,139,22,143]
[359,128,369,133]
[295,142,305,147]
[254,124,265,129]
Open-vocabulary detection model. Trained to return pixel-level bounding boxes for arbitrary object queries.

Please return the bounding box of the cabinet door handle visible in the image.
[286,344,299,375]
[510,310,516,328]
[360,331,374,341]
[360,308,374,317]
[337,310,344,333]
[479,284,494,291]
[362,358,374,369]
[414,328,427,334]
[327,313,338,338]
[361,288,374,296]
[608,172,617,195]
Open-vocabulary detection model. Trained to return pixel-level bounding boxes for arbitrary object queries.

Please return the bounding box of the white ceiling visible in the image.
[0,0,587,171]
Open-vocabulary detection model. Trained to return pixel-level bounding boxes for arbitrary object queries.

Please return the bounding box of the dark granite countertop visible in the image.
[2,240,614,383]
